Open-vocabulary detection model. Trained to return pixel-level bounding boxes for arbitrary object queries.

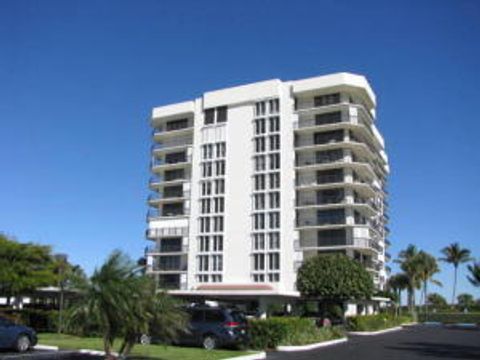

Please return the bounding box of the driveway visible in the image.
[267,325,480,360]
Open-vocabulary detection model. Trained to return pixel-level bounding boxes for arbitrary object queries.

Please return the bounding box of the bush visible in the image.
[0,308,58,332]
[418,312,480,324]
[248,317,344,349]
[346,313,413,332]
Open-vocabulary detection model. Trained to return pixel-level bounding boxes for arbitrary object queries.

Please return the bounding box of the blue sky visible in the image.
[1,0,479,299]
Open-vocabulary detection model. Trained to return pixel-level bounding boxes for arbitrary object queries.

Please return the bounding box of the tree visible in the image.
[66,250,186,359]
[387,273,409,315]
[415,251,442,316]
[427,293,447,309]
[467,262,480,287]
[440,243,472,304]
[457,293,475,312]
[395,244,422,314]
[296,254,374,314]
[0,234,58,306]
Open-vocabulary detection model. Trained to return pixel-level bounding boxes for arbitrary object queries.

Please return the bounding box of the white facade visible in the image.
[145,73,390,302]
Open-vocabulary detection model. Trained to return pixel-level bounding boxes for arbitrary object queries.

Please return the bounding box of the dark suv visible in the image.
[0,316,37,352]
[178,306,248,350]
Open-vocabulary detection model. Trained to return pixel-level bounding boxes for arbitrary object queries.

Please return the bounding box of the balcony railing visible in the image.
[146,244,189,254]
[296,156,346,167]
[152,122,193,135]
[296,237,382,253]
[296,174,345,187]
[151,138,193,151]
[151,155,192,168]
[147,207,189,219]
[146,227,189,239]
[296,217,346,227]
[148,190,190,202]
[296,197,345,207]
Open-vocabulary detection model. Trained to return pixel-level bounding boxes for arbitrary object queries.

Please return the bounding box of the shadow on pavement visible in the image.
[387,342,480,359]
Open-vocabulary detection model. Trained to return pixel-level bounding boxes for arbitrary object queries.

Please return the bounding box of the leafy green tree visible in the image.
[0,234,57,306]
[467,262,480,287]
[427,293,447,309]
[395,245,422,314]
[296,254,374,316]
[66,250,186,358]
[440,243,472,304]
[387,273,409,316]
[457,293,475,312]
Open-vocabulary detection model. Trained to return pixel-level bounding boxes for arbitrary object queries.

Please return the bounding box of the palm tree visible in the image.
[66,250,186,359]
[416,251,442,317]
[395,244,421,314]
[440,243,472,304]
[387,273,409,316]
[467,262,480,287]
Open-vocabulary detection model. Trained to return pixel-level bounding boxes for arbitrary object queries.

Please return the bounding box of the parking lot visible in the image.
[267,325,480,360]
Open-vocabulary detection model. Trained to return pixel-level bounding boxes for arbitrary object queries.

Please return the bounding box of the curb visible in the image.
[348,326,403,336]
[34,344,60,351]
[224,352,266,360]
[276,337,348,352]
[402,322,419,327]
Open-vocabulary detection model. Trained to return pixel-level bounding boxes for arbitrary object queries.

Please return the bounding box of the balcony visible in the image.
[157,274,187,290]
[147,206,189,220]
[147,189,190,205]
[152,120,193,139]
[151,155,192,172]
[146,227,189,239]
[296,217,346,228]
[148,255,188,273]
[296,237,382,254]
[152,138,193,154]
[146,243,188,254]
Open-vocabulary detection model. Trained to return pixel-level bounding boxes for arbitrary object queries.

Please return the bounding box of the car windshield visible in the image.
[229,311,246,323]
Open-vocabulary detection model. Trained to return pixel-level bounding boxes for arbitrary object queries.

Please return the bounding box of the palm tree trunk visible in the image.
[452,265,458,305]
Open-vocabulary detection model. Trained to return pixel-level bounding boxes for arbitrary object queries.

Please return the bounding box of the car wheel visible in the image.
[202,335,217,350]
[15,334,31,353]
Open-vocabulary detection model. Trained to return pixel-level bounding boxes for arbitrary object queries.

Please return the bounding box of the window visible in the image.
[314,93,340,107]
[166,118,189,131]
[253,233,265,250]
[212,255,223,271]
[164,169,184,181]
[254,174,266,190]
[269,212,280,229]
[202,181,212,195]
[269,135,280,150]
[255,101,266,116]
[268,232,280,249]
[269,153,280,169]
[316,209,345,225]
[268,253,280,270]
[215,179,225,194]
[254,254,265,270]
[314,130,344,145]
[202,162,213,177]
[269,173,280,189]
[253,274,265,282]
[268,273,280,282]
[214,197,224,213]
[215,160,225,176]
[269,116,280,132]
[254,193,265,210]
[205,108,215,124]
[269,99,279,114]
[199,236,210,252]
[315,111,342,125]
[201,198,211,214]
[216,142,226,157]
[255,118,266,134]
[211,274,222,282]
[317,229,346,246]
[269,192,280,209]
[254,155,266,171]
[213,235,223,251]
[217,106,227,123]
[254,213,265,230]
[198,255,209,271]
[254,137,266,152]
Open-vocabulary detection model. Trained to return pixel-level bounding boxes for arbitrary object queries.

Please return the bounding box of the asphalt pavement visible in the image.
[267,325,480,360]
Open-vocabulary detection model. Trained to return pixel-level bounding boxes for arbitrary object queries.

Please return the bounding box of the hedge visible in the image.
[346,314,413,332]
[418,312,480,324]
[248,317,344,349]
[0,308,58,332]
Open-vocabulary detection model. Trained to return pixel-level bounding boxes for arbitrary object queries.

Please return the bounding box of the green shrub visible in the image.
[248,317,344,349]
[418,312,480,324]
[0,308,58,332]
[346,313,413,332]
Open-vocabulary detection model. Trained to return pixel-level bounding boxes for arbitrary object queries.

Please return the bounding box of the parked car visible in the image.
[0,316,37,352]
[176,306,248,350]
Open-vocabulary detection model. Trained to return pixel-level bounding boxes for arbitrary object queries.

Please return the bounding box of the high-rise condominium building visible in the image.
[145,72,390,306]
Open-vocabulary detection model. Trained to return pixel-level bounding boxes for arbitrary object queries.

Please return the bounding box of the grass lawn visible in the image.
[38,333,255,360]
